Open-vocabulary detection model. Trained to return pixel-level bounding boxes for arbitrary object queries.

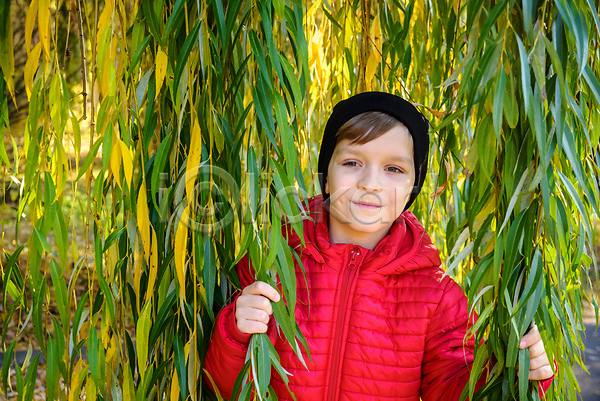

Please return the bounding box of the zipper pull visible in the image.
[348,247,360,269]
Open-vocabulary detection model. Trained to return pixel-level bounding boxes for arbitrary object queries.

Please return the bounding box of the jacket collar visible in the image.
[287,196,441,274]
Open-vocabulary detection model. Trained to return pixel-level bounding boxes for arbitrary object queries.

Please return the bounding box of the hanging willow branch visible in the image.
[76,0,87,120]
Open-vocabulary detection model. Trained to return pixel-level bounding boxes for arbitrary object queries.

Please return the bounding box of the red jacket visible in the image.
[206,197,500,400]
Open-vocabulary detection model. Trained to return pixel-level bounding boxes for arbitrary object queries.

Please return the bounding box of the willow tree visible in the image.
[0,0,598,401]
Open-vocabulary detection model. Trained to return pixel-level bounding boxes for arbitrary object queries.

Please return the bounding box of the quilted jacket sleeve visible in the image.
[420,276,478,401]
[420,276,554,400]
[204,256,278,400]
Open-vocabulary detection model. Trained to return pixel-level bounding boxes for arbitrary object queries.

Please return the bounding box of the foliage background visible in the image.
[0,0,599,400]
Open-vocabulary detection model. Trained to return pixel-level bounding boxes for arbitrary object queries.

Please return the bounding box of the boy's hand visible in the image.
[235,281,280,334]
[520,325,553,380]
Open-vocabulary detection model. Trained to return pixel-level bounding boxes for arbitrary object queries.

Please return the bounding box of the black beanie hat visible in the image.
[318,92,430,211]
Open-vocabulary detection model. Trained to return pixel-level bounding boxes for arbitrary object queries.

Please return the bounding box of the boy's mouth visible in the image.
[352,201,382,209]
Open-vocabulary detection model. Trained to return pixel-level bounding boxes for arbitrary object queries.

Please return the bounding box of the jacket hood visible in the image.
[286,196,441,275]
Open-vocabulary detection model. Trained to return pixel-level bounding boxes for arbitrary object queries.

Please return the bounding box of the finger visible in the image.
[527,341,546,359]
[529,364,554,381]
[243,281,281,302]
[520,324,541,349]
[237,319,269,335]
[236,307,270,325]
[529,354,551,371]
[237,293,274,315]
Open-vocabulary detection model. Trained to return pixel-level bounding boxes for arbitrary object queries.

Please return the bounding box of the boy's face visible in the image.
[325,125,415,249]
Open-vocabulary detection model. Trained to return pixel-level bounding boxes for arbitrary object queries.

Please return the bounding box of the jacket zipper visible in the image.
[326,247,361,401]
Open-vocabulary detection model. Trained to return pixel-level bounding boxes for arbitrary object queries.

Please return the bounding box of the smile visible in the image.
[352,201,382,209]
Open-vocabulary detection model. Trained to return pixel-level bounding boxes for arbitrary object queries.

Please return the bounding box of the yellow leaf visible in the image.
[109,141,122,187]
[137,301,152,382]
[147,228,158,300]
[53,138,68,201]
[155,46,168,100]
[123,363,136,400]
[365,51,380,87]
[100,37,117,98]
[170,369,180,401]
[68,359,85,401]
[24,43,41,101]
[370,14,382,51]
[133,254,142,310]
[174,207,189,293]
[187,333,201,400]
[107,38,117,97]
[25,0,39,55]
[203,369,225,401]
[137,179,151,262]
[85,376,97,401]
[453,0,461,16]
[101,322,111,347]
[186,117,202,203]
[106,335,117,363]
[96,0,114,50]
[412,103,447,119]
[119,140,133,188]
[106,242,119,285]
[38,0,51,61]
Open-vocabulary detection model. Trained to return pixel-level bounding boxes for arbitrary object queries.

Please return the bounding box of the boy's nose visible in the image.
[357,169,382,192]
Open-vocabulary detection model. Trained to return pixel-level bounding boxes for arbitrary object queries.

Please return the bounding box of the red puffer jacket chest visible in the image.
[269,207,452,401]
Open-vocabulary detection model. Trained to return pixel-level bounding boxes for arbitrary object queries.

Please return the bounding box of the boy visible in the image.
[205,92,553,400]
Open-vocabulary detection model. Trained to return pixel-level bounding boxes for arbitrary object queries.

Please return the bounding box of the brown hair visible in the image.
[336,111,408,145]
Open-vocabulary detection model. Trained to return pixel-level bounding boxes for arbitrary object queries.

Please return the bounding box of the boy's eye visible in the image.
[343,161,359,167]
[386,166,404,173]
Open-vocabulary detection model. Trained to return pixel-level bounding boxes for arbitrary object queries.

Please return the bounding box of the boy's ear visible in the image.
[325,180,329,194]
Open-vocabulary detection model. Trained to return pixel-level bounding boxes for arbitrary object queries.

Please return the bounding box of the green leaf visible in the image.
[71,290,89,345]
[50,259,69,332]
[88,326,101,388]
[278,53,304,124]
[555,0,589,76]
[556,170,593,237]
[518,347,530,400]
[128,36,152,77]
[33,226,51,254]
[203,236,216,321]
[76,135,103,183]
[53,207,69,271]
[148,290,177,354]
[322,6,342,30]
[141,1,163,46]
[478,0,508,51]
[51,316,67,379]
[498,167,529,234]
[515,34,531,115]
[1,340,15,392]
[23,353,41,401]
[271,298,296,349]
[151,131,173,214]
[173,21,201,98]
[103,226,126,253]
[208,0,226,44]
[493,69,505,140]
[583,64,600,108]
[173,332,187,400]
[231,360,251,401]
[249,30,274,93]
[163,0,186,43]
[256,333,271,395]
[252,85,278,150]
[46,337,58,400]
[32,278,45,352]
